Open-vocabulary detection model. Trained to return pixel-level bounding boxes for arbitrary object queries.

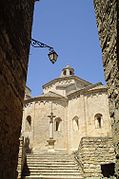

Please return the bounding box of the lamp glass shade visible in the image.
[48,51,58,64]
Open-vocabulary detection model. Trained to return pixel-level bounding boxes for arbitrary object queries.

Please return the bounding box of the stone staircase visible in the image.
[22,152,83,179]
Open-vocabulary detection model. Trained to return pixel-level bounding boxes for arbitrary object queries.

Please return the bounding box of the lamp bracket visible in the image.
[31,38,54,52]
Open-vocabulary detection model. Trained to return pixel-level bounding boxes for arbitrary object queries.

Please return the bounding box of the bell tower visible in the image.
[60,65,74,77]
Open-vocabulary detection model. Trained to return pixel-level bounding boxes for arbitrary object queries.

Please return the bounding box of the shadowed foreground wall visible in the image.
[0,1,34,178]
[94,0,119,177]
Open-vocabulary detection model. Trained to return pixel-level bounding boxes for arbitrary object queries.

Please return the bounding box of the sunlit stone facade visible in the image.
[22,65,112,154]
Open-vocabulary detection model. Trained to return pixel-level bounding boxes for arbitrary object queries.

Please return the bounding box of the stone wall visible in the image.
[93,0,119,177]
[0,1,34,178]
[67,88,112,152]
[17,137,25,179]
[22,98,68,153]
[77,137,115,178]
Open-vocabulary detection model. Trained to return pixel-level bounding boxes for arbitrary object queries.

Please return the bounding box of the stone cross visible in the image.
[48,112,56,139]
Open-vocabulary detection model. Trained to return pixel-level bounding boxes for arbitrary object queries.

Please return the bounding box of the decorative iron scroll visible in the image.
[31,38,54,51]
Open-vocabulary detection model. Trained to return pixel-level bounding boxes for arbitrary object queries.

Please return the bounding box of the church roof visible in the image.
[40,91,66,99]
[24,91,67,104]
[67,82,107,98]
[24,83,107,105]
[42,75,91,89]
[87,84,107,91]
[25,66,106,103]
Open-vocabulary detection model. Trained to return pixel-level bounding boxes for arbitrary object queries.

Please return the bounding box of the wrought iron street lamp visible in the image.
[31,38,58,64]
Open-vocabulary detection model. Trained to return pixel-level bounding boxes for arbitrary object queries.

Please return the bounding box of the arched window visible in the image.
[63,70,66,76]
[95,113,103,129]
[25,115,32,132]
[70,71,73,75]
[55,118,62,132]
[72,116,79,131]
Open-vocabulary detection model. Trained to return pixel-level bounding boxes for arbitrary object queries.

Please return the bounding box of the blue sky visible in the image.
[27,0,105,96]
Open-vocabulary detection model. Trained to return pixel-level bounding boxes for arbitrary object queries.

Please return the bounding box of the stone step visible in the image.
[26,159,74,161]
[24,170,81,174]
[25,163,78,167]
[24,162,79,165]
[26,169,82,173]
[26,154,72,157]
[26,154,73,158]
[26,156,74,159]
[27,153,71,156]
[26,160,75,164]
[26,157,75,161]
[25,176,83,179]
[23,166,82,173]
[23,153,83,178]
[24,169,81,172]
[24,173,82,177]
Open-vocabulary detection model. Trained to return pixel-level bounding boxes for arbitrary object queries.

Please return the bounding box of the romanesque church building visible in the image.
[20,66,115,178]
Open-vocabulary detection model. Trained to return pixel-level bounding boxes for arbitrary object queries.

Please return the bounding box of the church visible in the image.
[20,65,115,178]
[22,65,112,153]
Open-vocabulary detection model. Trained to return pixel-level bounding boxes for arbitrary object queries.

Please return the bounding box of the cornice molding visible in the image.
[24,95,67,105]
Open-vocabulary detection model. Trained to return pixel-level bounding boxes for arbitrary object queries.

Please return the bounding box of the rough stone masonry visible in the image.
[0,0,34,178]
[94,0,119,177]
